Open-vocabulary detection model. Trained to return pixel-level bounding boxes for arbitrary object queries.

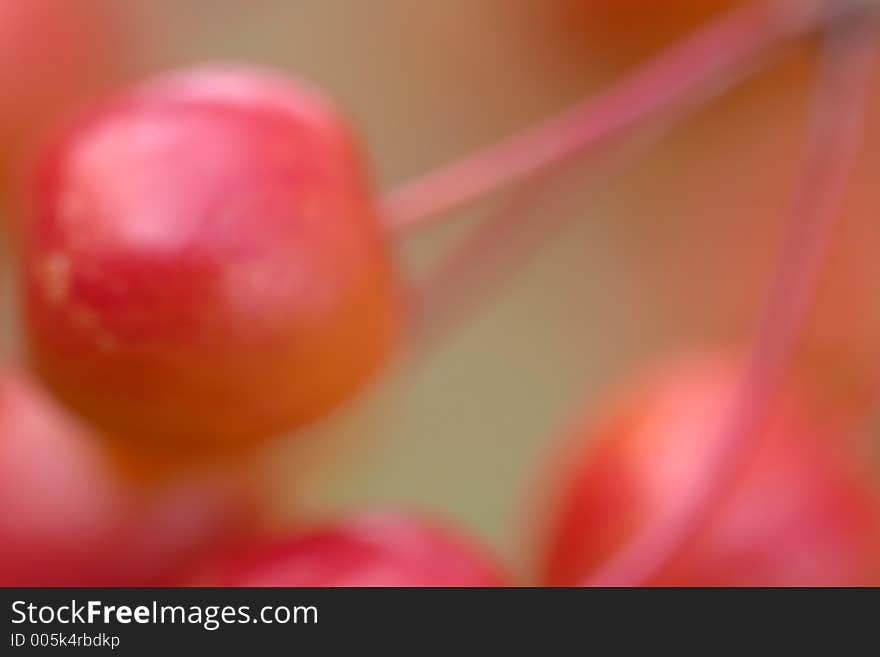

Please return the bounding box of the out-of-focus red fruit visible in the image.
[559,0,741,62]
[538,353,880,586]
[0,0,128,206]
[196,512,507,587]
[22,66,400,462]
[114,468,258,586]
[0,367,125,585]
[0,367,255,586]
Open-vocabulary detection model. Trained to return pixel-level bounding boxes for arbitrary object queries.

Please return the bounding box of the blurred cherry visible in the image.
[537,353,880,586]
[0,0,130,209]
[196,512,507,587]
[22,66,400,464]
[0,367,255,585]
[555,0,741,65]
[0,367,124,585]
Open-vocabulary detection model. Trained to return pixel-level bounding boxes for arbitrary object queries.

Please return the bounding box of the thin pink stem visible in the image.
[405,178,552,346]
[584,17,878,587]
[406,109,684,347]
[382,0,829,234]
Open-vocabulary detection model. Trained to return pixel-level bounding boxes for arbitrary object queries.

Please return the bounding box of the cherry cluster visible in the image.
[1,0,879,587]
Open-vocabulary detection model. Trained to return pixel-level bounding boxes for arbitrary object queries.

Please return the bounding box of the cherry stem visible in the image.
[382,0,831,234]
[404,179,552,347]
[407,111,697,347]
[583,14,878,587]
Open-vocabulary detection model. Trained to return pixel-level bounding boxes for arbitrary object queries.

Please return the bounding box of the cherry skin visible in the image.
[0,367,125,585]
[0,367,255,585]
[23,66,400,462]
[545,0,743,67]
[113,467,258,586]
[560,0,740,58]
[0,0,127,207]
[194,512,507,587]
[537,353,880,586]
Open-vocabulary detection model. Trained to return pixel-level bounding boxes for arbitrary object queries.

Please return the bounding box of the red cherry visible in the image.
[537,353,880,586]
[562,0,739,54]
[22,66,400,462]
[112,468,258,586]
[0,0,128,203]
[0,367,255,585]
[0,367,125,585]
[196,512,507,587]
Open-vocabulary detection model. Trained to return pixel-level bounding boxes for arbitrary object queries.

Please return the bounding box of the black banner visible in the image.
[1,587,875,653]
